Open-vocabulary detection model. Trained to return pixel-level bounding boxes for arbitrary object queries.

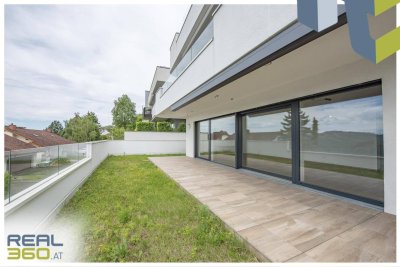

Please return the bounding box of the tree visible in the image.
[156,122,173,132]
[112,94,136,128]
[280,110,310,139]
[176,122,186,132]
[47,120,64,135]
[311,117,319,142]
[135,121,156,131]
[86,111,101,140]
[111,127,125,140]
[63,112,102,142]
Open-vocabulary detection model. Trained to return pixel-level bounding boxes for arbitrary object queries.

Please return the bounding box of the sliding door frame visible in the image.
[194,79,383,207]
[239,102,297,181]
[195,113,238,168]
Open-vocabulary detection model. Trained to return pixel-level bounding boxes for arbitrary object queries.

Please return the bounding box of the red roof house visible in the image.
[4,124,74,151]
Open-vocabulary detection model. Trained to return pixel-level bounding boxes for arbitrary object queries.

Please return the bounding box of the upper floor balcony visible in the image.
[152,5,298,119]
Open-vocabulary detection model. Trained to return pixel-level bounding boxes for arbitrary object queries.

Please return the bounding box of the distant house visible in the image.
[4,123,74,151]
[4,124,76,173]
[4,134,36,151]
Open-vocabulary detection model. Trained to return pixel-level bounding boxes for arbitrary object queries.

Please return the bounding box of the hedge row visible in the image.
[135,121,186,132]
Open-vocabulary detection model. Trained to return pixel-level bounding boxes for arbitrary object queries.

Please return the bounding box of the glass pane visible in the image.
[163,21,214,93]
[191,21,213,59]
[174,51,192,78]
[9,146,59,197]
[211,116,236,167]
[4,151,11,202]
[242,107,292,177]
[300,85,384,202]
[197,121,209,159]
[78,143,88,159]
[58,143,79,173]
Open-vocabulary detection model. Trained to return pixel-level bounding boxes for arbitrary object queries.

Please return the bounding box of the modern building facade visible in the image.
[143,66,170,120]
[143,66,185,128]
[147,5,396,214]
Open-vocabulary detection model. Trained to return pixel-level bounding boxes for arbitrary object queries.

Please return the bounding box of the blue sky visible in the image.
[5,5,189,129]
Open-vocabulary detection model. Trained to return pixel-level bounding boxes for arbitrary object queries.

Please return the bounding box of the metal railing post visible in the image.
[57,145,60,175]
[8,150,12,203]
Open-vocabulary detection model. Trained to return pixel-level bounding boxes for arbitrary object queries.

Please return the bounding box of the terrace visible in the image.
[3,137,396,262]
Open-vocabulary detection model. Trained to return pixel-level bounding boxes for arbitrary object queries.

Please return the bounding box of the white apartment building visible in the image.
[145,4,397,214]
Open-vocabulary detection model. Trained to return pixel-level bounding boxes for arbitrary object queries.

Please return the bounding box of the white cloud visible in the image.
[5,5,189,129]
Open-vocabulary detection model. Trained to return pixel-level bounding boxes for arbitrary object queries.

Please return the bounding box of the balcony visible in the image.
[152,5,298,119]
[161,21,214,96]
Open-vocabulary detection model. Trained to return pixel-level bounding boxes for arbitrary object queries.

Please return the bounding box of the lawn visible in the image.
[56,155,258,262]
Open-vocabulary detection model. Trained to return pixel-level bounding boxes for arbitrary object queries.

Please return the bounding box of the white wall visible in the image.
[107,140,185,155]
[122,132,186,155]
[213,5,297,72]
[124,131,185,141]
[186,121,195,157]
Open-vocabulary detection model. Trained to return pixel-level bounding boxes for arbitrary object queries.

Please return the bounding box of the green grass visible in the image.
[50,157,71,166]
[56,155,258,262]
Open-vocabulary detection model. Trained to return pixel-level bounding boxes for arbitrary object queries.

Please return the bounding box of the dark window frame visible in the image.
[241,103,294,181]
[194,79,383,206]
[195,113,238,169]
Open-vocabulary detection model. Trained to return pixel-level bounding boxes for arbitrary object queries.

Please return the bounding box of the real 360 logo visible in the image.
[7,234,64,261]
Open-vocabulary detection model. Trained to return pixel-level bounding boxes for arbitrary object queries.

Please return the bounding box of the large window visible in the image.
[195,82,384,205]
[197,121,209,159]
[299,85,384,202]
[242,107,292,178]
[211,116,236,167]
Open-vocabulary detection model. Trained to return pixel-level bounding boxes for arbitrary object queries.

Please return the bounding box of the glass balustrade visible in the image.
[4,142,89,204]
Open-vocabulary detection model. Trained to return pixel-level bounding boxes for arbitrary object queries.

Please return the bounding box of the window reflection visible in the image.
[197,121,209,159]
[211,116,236,167]
[242,107,292,178]
[300,85,384,202]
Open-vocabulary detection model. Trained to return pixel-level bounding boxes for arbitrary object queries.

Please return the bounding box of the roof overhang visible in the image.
[170,6,346,112]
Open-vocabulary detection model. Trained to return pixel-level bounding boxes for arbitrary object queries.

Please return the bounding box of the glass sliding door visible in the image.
[197,120,210,159]
[210,115,236,167]
[299,85,384,203]
[242,106,292,178]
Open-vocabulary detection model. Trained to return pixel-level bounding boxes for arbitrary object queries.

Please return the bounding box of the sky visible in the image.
[246,96,383,134]
[5,5,189,129]
[201,96,383,135]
